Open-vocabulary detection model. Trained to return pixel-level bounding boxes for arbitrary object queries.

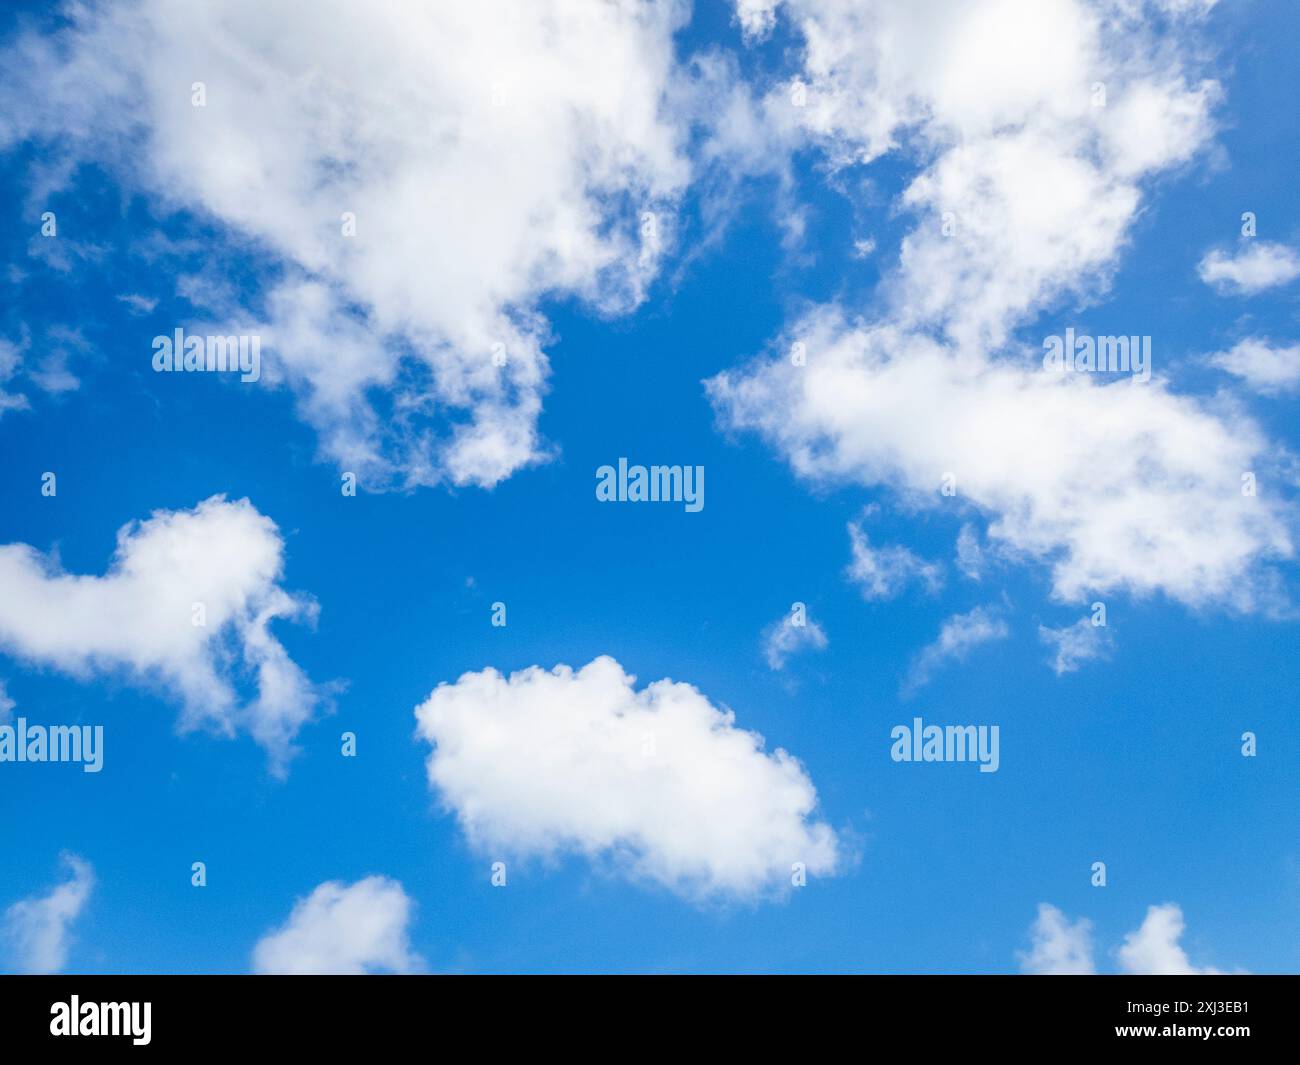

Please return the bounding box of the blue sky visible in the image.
[0,0,1297,974]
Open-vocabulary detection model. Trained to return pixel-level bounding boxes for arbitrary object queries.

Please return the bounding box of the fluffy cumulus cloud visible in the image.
[735,0,780,40]
[251,877,423,975]
[714,310,1293,611]
[735,0,1219,346]
[1017,903,1096,975]
[0,496,322,770]
[0,0,693,489]
[1207,338,1300,396]
[1117,902,1225,975]
[903,604,1009,695]
[4,853,94,974]
[1038,616,1115,675]
[1021,901,1233,974]
[1198,241,1300,295]
[710,0,1295,612]
[761,609,828,669]
[414,656,839,901]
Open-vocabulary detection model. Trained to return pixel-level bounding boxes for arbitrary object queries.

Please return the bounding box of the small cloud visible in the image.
[735,0,779,40]
[955,523,984,581]
[116,293,159,316]
[252,876,424,975]
[1117,902,1226,975]
[26,234,108,274]
[1038,616,1114,675]
[4,854,94,974]
[762,609,828,670]
[28,349,79,394]
[1019,901,1235,975]
[1205,338,1300,396]
[0,336,30,415]
[903,605,1008,696]
[1198,241,1300,295]
[0,337,23,379]
[0,680,13,723]
[27,325,92,396]
[176,271,239,314]
[1018,903,1095,975]
[846,516,942,601]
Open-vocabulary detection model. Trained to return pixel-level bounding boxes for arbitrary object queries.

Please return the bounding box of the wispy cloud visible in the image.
[762,609,828,670]
[846,518,942,601]
[1039,616,1114,675]
[903,605,1009,696]
[116,293,159,316]
[4,854,94,974]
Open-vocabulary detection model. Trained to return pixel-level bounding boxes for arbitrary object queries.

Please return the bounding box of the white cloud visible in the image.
[735,0,780,40]
[116,293,158,316]
[1118,902,1224,975]
[712,3,1296,612]
[903,605,1008,695]
[27,355,77,394]
[414,656,838,901]
[1207,338,1300,396]
[0,496,322,771]
[0,0,694,490]
[251,877,423,975]
[0,335,30,415]
[0,679,12,724]
[762,611,828,669]
[4,854,94,974]
[955,523,985,581]
[1020,901,1234,974]
[846,518,942,601]
[738,0,1218,347]
[1039,616,1115,675]
[712,309,1293,610]
[1018,902,1095,974]
[1199,241,1300,295]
